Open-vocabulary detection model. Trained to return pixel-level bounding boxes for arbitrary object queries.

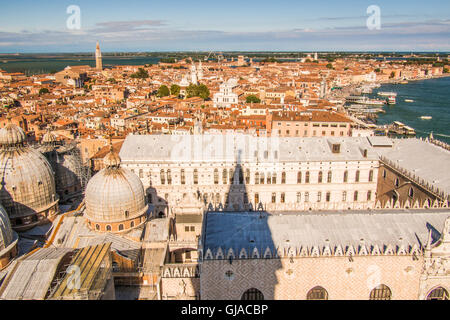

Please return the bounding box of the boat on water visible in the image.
[400,80,408,84]
[388,121,416,136]
[346,96,385,106]
[386,96,396,105]
[420,116,432,120]
[378,92,397,97]
[405,99,414,103]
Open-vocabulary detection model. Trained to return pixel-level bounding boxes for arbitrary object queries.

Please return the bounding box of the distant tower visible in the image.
[95,41,103,70]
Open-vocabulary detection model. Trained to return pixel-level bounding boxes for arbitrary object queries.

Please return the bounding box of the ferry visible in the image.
[405,99,414,103]
[346,96,385,106]
[377,92,397,97]
[420,116,432,120]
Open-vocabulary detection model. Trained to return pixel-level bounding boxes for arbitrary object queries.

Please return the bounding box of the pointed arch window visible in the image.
[427,287,449,300]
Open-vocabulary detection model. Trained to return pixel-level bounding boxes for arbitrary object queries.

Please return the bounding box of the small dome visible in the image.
[42,129,56,144]
[103,148,121,168]
[0,203,15,253]
[0,121,25,146]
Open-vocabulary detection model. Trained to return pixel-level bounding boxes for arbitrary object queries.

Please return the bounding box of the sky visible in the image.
[0,0,449,52]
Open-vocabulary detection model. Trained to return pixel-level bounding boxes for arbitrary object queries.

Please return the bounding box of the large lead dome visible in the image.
[0,203,18,268]
[0,117,59,231]
[85,145,147,233]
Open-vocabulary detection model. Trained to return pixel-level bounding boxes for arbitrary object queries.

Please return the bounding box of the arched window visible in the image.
[394,177,400,188]
[180,169,186,185]
[160,169,165,184]
[408,187,414,198]
[343,170,348,183]
[167,169,172,184]
[281,171,286,184]
[327,171,332,183]
[355,170,360,182]
[245,169,250,184]
[305,171,310,183]
[106,225,112,232]
[266,172,272,184]
[354,191,358,201]
[118,224,124,231]
[307,286,328,300]
[95,224,100,231]
[318,171,323,183]
[260,172,265,184]
[297,171,302,184]
[254,171,259,184]
[130,221,135,228]
[367,191,372,201]
[368,170,374,182]
[124,211,129,218]
[241,288,264,300]
[223,169,228,184]
[193,169,199,185]
[427,287,449,300]
[214,169,219,184]
[369,284,392,300]
[272,172,277,184]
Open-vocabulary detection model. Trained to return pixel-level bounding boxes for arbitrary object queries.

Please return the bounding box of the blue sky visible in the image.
[0,0,449,52]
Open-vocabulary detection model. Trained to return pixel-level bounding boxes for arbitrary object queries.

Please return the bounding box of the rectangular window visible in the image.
[296,192,301,203]
[281,193,285,203]
[272,193,276,203]
[317,192,322,202]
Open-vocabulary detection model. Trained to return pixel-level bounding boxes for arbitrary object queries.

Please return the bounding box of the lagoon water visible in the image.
[0,55,160,74]
[373,77,450,144]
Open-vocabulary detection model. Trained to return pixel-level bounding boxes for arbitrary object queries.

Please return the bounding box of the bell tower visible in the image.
[95,41,102,70]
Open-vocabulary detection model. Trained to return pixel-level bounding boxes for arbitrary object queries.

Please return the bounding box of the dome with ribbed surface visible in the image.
[85,149,147,226]
[0,122,59,230]
[0,148,58,219]
[0,203,14,252]
[42,129,56,145]
[0,121,26,147]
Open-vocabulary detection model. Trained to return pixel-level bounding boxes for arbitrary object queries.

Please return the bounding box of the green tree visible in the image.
[374,68,381,73]
[197,84,210,100]
[170,84,181,96]
[389,71,396,79]
[246,95,261,103]
[39,88,50,95]
[130,68,149,79]
[443,68,449,73]
[186,84,210,100]
[157,85,170,97]
[326,63,333,69]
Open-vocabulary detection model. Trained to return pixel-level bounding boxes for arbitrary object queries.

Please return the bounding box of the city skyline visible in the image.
[0,0,449,52]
